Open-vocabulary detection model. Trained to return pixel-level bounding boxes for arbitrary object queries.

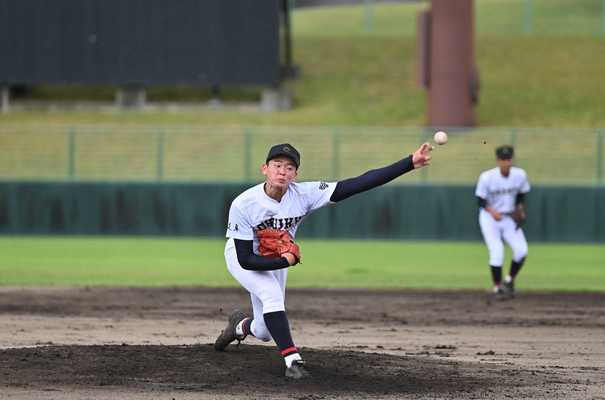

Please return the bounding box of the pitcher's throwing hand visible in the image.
[413,142,433,168]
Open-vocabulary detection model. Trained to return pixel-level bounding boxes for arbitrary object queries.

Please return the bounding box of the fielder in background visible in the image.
[215,142,433,379]
[475,145,530,298]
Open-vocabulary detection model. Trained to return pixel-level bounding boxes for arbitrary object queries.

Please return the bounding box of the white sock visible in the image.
[235,318,248,339]
[284,352,302,368]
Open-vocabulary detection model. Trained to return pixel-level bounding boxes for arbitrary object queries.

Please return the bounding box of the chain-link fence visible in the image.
[1,125,603,185]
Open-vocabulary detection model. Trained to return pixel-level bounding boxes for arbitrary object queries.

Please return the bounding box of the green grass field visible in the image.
[1,237,602,291]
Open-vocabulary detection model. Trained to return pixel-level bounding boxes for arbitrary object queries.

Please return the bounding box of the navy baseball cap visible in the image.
[495,145,514,160]
[266,143,300,168]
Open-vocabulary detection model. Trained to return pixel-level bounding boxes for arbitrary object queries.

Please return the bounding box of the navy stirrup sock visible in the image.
[490,265,502,286]
[509,257,526,279]
[264,310,301,367]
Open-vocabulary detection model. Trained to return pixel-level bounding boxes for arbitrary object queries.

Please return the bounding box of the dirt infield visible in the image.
[1,287,604,399]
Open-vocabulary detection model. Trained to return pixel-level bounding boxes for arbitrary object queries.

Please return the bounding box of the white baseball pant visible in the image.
[479,209,528,267]
[224,238,287,342]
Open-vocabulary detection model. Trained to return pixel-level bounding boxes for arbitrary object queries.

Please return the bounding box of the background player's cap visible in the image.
[495,145,514,160]
[266,143,300,168]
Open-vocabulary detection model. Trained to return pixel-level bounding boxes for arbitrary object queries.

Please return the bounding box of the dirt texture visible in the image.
[1,287,604,399]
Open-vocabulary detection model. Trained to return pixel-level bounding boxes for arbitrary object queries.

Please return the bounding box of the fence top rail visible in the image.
[1,123,603,130]
[1,124,603,138]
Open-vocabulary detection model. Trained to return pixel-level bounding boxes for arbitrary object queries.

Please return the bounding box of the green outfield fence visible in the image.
[1,181,602,241]
[0,125,603,186]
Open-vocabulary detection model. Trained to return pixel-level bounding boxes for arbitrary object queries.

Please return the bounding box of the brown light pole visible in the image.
[418,0,478,127]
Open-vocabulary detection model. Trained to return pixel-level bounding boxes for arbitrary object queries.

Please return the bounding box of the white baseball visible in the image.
[433,131,448,145]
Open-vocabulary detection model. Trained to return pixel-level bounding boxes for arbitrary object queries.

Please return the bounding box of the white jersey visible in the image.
[475,167,530,214]
[225,181,337,252]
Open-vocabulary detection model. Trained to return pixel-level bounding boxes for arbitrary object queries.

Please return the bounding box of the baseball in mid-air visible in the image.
[433,131,448,145]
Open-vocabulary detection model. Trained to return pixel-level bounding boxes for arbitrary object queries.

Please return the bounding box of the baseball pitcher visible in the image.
[215,142,433,379]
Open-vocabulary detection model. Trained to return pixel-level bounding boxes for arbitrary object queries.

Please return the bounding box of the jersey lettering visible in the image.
[226,181,336,241]
[256,216,304,231]
[475,167,530,213]
[488,187,518,196]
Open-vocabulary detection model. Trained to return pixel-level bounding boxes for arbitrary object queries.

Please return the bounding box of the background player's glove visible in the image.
[511,204,526,229]
[257,229,301,263]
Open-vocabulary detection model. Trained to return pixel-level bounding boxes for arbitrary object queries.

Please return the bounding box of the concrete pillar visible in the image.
[208,84,222,108]
[1,86,9,113]
[116,86,146,109]
[427,0,476,127]
[261,86,292,111]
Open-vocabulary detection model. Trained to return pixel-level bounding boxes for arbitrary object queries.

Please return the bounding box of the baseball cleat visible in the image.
[285,360,310,379]
[503,280,515,298]
[492,286,508,300]
[214,310,249,351]
[493,286,504,294]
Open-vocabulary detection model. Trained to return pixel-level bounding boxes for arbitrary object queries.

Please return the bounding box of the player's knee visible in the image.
[488,248,504,266]
[257,289,285,314]
[255,332,272,342]
[513,245,528,262]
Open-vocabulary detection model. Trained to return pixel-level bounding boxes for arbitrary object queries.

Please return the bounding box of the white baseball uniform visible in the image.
[475,167,530,267]
[225,181,336,341]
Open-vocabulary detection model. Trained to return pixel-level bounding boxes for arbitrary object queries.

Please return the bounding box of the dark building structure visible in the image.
[0,0,294,109]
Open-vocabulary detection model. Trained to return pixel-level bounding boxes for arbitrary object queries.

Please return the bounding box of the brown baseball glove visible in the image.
[257,229,301,263]
[510,204,526,229]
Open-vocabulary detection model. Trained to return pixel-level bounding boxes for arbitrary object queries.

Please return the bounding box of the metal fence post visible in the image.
[509,128,518,147]
[155,129,165,181]
[597,129,604,185]
[331,128,341,180]
[602,0,605,36]
[1,86,9,113]
[289,0,295,31]
[244,128,252,182]
[68,127,76,179]
[363,0,374,33]
[420,129,429,183]
[523,0,533,34]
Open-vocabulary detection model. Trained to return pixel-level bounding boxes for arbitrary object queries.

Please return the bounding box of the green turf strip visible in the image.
[0,237,602,291]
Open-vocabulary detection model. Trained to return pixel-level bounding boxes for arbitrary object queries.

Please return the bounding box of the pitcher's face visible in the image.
[262,157,298,189]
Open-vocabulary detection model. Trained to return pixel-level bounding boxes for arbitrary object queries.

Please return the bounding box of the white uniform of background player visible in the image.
[475,145,530,296]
